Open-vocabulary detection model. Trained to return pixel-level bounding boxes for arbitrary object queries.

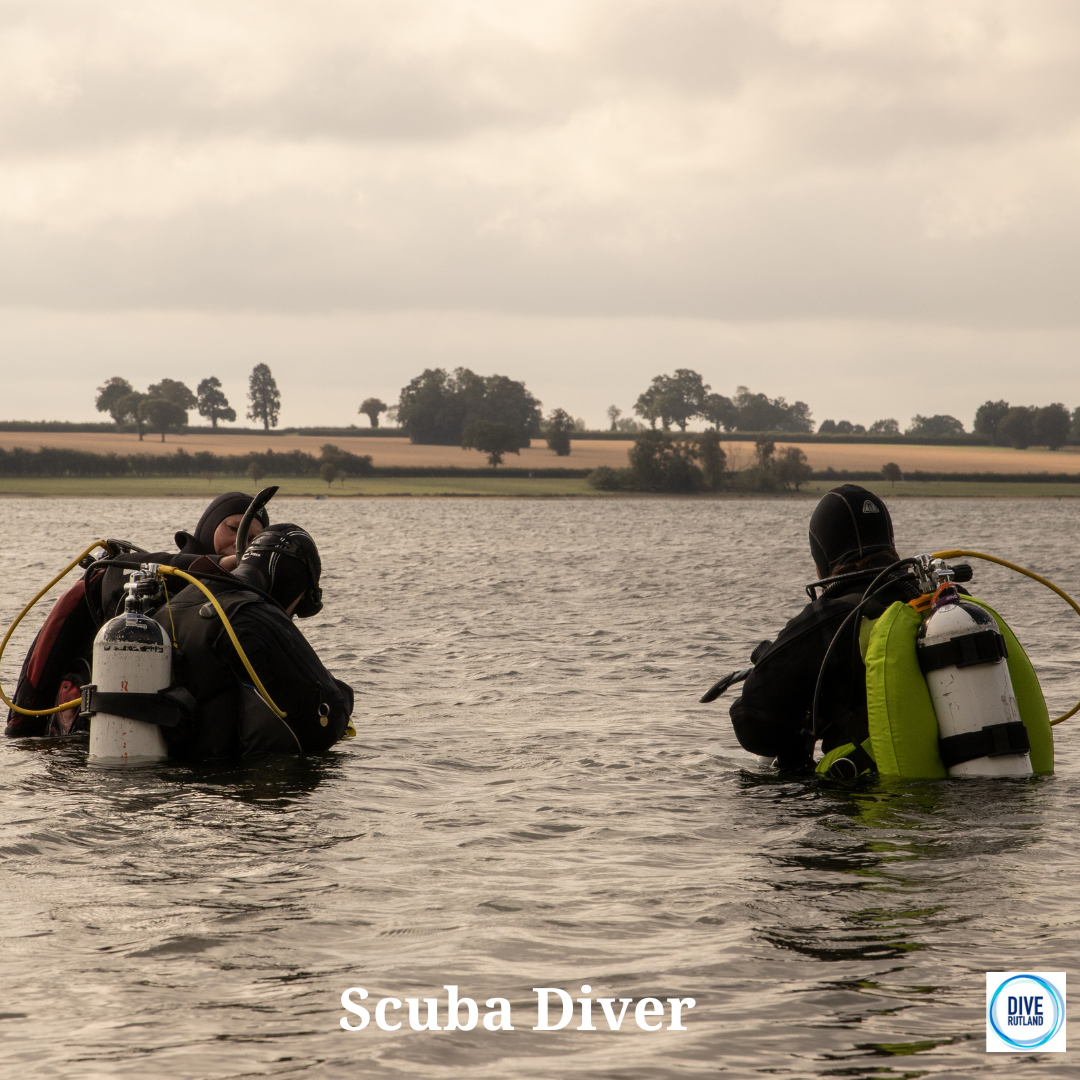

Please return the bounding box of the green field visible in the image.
[2,476,1080,499]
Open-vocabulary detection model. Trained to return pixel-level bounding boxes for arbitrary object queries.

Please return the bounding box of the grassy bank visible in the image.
[4,476,1080,499]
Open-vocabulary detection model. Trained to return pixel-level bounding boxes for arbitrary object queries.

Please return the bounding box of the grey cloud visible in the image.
[4,1,1080,328]
[3,170,1080,324]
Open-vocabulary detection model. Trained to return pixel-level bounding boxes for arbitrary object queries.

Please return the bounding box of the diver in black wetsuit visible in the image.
[155,524,354,759]
[4,493,272,738]
[728,485,920,770]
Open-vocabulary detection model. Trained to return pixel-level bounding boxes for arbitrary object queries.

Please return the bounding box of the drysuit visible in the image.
[727,484,915,770]
[151,571,353,760]
[728,567,920,769]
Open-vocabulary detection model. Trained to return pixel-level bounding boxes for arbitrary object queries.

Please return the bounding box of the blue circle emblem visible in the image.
[989,975,1064,1048]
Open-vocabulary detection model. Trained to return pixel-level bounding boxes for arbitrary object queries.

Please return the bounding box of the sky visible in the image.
[4,0,1080,430]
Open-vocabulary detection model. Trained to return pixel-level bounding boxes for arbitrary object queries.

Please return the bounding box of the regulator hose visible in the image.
[0,540,112,716]
[931,549,1080,726]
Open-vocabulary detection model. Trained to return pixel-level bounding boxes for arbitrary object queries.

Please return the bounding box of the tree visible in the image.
[606,405,622,431]
[95,377,134,427]
[319,443,373,477]
[775,446,812,490]
[698,430,727,490]
[397,367,541,447]
[818,420,837,433]
[146,379,197,411]
[615,416,646,433]
[138,397,187,442]
[319,460,344,488]
[197,377,236,428]
[544,408,574,456]
[634,384,664,429]
[998,406,1035,449]
[700,393,737,431]
[628,431,703,492]
[729,386,813,432]
[881,462,902,487]
[906,414,965,437]
[1072,407,1080,445]
[835,420,854,434]
[114,391,147,439]
[462,419,519,467]
[869,418,900,435]
[248,459,266,483]
[247,364,281,430]
[633,370,710,431]
[1034,403,1071,450]
[974,400,1010,445]
[359,398,388,428]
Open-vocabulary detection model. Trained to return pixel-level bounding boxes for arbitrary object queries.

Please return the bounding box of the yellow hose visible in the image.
[0,540,112,716]
[155,565,286,719]
[932,549,1080,726]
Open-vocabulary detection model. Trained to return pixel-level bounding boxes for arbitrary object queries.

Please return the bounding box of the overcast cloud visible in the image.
[4,0,1080,427]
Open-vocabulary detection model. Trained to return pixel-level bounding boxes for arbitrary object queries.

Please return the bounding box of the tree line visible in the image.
[973,401,1075,449]
[95,365,282,439]
[92,361,1080,453]
[0,443,372,479]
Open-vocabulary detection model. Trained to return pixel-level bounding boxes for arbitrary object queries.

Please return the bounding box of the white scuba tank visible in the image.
[917,592,1032,777]
[88,574,170,763]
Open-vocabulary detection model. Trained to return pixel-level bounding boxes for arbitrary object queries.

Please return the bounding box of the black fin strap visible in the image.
[918,630,1007,673]
[938,722,1029,768]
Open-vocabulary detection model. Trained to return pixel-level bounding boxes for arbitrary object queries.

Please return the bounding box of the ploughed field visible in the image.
[2,497,1080,1078]
[4,430,1080,475]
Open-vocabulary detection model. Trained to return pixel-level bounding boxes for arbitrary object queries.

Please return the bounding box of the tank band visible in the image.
[79,684,197,729]
[938,721,1030,768]
[918,629,1008,673]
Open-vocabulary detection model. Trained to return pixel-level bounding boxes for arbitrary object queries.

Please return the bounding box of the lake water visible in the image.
[2,496,1080,1078]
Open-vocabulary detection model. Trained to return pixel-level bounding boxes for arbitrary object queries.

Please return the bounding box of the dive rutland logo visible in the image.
[986,972,1066,1052]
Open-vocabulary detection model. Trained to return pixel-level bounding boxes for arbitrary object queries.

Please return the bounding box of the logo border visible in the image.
[988,974,1064,1049]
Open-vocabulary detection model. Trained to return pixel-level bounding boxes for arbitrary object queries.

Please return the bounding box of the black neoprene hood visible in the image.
[808,484,894,574]
[175,491,271,555]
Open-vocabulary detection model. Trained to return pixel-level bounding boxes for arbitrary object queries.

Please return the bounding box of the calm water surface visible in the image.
[2,496,1080,1078]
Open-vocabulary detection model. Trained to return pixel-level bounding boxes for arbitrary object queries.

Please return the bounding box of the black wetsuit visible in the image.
[729,568,920,769]
[154,575,353,760]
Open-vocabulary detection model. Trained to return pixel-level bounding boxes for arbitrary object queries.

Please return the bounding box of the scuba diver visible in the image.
[5,490,353,760]
[726,484,921,771]
[149,523,354,759]
[711,483,1055,778]
[2,490,267,739]
[174,490,269,564]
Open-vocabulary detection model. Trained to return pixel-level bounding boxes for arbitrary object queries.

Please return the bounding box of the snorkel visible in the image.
[235,485,279,559]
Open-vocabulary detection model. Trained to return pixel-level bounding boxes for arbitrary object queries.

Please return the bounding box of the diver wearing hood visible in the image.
[152,524,352,759]
[174,491,269,558]
[728,485,921,769]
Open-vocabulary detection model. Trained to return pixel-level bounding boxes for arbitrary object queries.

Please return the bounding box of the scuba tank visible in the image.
[87,570,170,762]
[915,567,1032,777]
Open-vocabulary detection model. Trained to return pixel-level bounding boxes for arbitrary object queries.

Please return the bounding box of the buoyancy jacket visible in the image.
[817,595,1053,778]
[153,575,353,760]
[4,549,215,738]
[728,567,923,769]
